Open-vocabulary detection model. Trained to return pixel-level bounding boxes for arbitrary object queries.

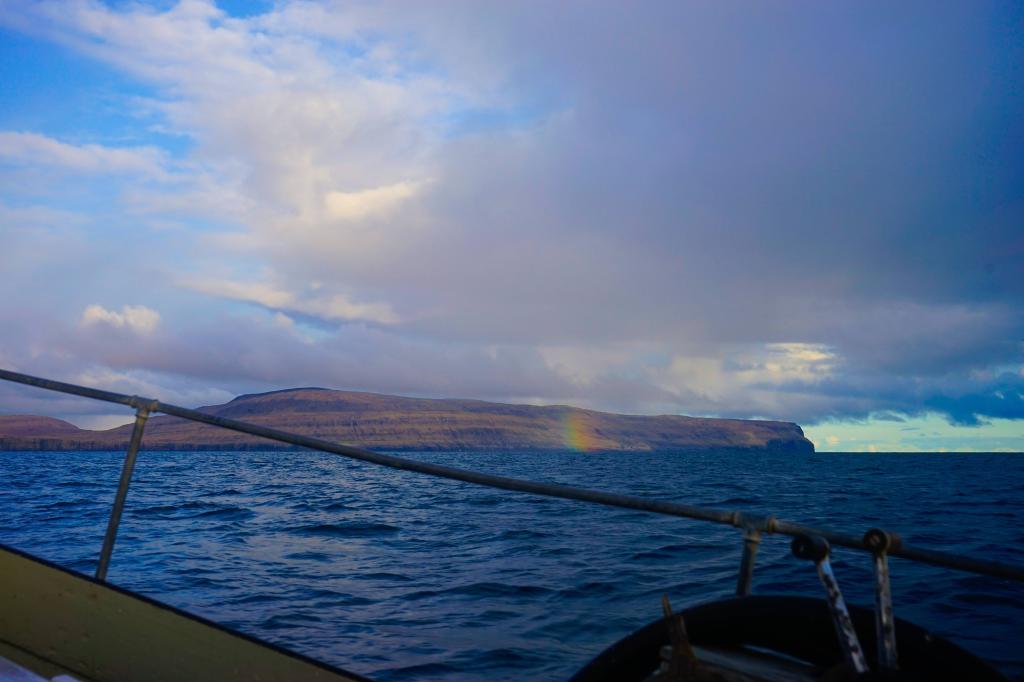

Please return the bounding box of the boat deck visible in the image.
[0,544,366,682]
[0,645,82,682]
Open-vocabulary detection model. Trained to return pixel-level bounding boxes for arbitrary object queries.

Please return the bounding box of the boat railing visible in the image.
[1,367,1022,592]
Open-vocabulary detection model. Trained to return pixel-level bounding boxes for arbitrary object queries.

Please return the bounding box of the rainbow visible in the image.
[563,410,600,452]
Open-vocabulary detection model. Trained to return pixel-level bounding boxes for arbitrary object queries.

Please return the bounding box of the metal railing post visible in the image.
[792,534,870,675]
[865,528,900,671]
[734,514,774,596]
[0,369,1022,584]
[95,404,151,581]
[735,527,761,596]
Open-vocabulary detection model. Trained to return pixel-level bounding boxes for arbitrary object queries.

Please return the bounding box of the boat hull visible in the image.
[571,595,1008,681]
[0,543,367,682]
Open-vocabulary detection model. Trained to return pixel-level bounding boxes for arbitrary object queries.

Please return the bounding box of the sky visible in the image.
[0,1,1021,452]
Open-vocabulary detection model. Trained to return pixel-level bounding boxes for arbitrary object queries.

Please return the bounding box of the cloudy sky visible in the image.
[0,1,1021,451]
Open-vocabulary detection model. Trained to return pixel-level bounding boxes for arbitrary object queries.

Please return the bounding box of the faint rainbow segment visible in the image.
[563,411,601,452]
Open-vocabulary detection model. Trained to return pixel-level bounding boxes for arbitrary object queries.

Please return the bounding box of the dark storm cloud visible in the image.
[279,1,1022,351]
[374,0,1024,425]
[924,373,1024,426]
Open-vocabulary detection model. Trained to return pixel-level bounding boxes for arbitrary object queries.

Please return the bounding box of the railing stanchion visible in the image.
[95,404,151,581]
[0,368,1022,584]
[736,527,761,596]
[865,528,900,671]
[792,535,869,675]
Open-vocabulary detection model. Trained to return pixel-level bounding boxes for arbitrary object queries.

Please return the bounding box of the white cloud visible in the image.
[538,345,642,384]
[272,312,295,330]
[0,1,1020,435]
[183,278,399,324]
[647,343,839,417]
[748,343,837,382]
[71,366,235,408]
[323,181,423,221]
[81,305,161,335]
[0,132,169,179]
[0,201,87,228]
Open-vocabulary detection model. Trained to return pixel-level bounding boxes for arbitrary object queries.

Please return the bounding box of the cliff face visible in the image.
[0,388,814,453]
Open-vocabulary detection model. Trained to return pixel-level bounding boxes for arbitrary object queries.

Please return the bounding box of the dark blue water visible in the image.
[2,450,1023,680]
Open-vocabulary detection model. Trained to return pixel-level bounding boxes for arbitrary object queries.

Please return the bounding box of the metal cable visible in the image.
[2,367,1022,582]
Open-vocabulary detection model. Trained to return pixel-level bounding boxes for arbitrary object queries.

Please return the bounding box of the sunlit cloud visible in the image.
[182,278,399,325]
[324,181,425,222]
[80,305,160,335]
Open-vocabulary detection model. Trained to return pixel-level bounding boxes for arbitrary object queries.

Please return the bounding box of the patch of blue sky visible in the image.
[215,0,275,19]
[223,303,336,342]
[319,38,374,65]
[283,317,340,343]
[285,308,375,335]
[634,350,673,368]
[95,0,262,16]
[148,217,246,242]
[98,0,178,11]
[806,414,1024,453]
[1,176,129,217]
[439,102,555,139]
[0,28,188,156]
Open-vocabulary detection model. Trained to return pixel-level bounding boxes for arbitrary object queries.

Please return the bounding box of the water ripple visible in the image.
[1,449,1022,681]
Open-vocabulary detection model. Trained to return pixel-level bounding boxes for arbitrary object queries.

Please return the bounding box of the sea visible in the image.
[2,449,1023,681]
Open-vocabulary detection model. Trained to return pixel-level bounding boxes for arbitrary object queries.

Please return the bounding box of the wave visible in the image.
[290,522,400,537]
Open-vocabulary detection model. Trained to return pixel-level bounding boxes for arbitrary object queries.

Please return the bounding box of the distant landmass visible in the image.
[0,388,814,453]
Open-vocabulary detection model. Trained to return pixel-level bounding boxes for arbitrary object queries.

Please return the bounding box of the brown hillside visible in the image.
[0,388,814,453]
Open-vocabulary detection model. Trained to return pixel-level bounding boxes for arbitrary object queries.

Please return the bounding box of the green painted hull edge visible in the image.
[0,543,369,682]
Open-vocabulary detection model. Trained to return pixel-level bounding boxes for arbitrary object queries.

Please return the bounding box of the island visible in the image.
[0,387,814,453]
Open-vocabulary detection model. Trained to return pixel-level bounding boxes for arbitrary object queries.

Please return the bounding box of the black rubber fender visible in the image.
[569,596,1008,681]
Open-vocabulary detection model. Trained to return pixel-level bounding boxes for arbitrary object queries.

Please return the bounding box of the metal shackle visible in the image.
[792,534,830,563]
